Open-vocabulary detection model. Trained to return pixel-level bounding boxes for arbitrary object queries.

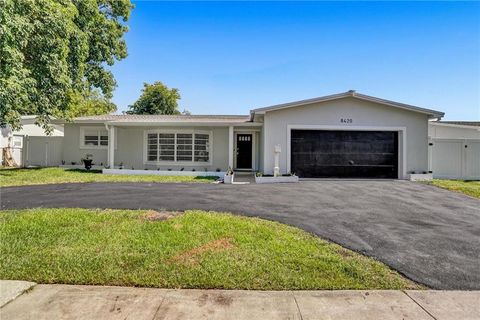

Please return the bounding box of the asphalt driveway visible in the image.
[1,180,479,290]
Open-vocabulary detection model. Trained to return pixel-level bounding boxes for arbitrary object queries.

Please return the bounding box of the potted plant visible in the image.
[407,170,433,181]
[224,167,234,184]
[81,154,93,170]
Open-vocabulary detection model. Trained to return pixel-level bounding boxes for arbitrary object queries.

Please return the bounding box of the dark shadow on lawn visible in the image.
[0,167,44,176]
[66,169,219,180]
[65,169,102,174]
[194,176,219,181]
[0,167,219,180]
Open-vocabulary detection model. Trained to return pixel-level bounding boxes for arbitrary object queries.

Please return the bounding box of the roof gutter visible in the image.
[429,122,480,130]
[103,121,263,127]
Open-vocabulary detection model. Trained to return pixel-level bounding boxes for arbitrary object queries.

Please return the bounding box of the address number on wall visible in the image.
[340,118,353,123]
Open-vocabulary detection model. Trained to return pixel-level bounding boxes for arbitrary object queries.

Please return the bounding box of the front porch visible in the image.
[104,124,262,172]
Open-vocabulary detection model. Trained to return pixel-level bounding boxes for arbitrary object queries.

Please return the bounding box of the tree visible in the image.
[0,0,132,132]
[68,90,117,117]
[127,82,181,115]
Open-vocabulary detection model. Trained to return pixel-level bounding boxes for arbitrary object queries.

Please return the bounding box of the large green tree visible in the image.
[127,81,181,115]
[68,90,117,118]
[0,0,132,132]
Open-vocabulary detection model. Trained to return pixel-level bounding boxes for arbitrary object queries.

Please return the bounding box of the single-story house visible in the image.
[55,90,450,179]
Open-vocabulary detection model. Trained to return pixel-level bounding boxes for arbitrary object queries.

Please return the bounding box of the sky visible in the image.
[110,1,480,120]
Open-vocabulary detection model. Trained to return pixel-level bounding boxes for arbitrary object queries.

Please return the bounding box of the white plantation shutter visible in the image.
[194,133,209,162]
[145,131,211,163]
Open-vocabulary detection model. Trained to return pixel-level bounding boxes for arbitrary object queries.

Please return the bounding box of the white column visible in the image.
[108,125,115,169]
[228,126,234,169]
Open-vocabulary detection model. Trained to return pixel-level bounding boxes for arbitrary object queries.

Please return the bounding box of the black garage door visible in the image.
[291,130,398,178]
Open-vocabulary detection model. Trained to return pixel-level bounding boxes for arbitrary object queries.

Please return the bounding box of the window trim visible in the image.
[143,129,213,165]
[79,126,110,150]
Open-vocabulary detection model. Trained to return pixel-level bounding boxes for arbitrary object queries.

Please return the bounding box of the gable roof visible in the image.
[251,90,444,119]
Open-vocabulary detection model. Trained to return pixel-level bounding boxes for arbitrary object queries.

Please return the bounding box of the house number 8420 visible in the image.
[340,118,353,123]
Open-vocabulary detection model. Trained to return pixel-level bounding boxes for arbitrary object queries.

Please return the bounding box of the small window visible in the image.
[100,135,108,146]
[81,128,108,148]
[13,136,23,148]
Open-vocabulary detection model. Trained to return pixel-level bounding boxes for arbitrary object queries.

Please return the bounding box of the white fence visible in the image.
[24,136,64,167]
[429,139,480,180]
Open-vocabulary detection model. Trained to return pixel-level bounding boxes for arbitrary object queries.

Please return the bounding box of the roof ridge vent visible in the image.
[347,90,356,96]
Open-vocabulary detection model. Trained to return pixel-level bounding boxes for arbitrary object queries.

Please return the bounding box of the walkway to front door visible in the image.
[232,171,255,184]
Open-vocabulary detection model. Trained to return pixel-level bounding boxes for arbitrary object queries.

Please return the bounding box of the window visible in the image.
[80,127,108,148]
[146,131,211,163]
[147,133,175,161]
[194,133,209,162]
[176,133,193,161]
[13,136,23,148]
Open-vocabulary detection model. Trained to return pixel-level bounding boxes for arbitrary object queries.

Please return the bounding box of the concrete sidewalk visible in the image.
[0,280,36,308]
[1,283,479,320]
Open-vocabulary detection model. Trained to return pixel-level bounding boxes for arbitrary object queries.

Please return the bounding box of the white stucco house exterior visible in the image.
[52,90,458,180]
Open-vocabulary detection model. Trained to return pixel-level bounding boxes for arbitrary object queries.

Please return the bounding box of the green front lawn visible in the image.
[429,179,480,199]
[0,167,218,187]
[0,209,420,290]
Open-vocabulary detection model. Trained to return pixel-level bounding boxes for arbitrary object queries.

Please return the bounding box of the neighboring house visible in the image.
[428,121,480,180]
[0,116,64,167]
[55,90,450,179]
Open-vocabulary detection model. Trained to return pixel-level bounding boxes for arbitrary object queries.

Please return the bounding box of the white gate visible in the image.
[11,135,24,166]
[430,139,480,180]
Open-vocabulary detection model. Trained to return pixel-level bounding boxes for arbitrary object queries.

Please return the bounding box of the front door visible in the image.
[236,134,252,169]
